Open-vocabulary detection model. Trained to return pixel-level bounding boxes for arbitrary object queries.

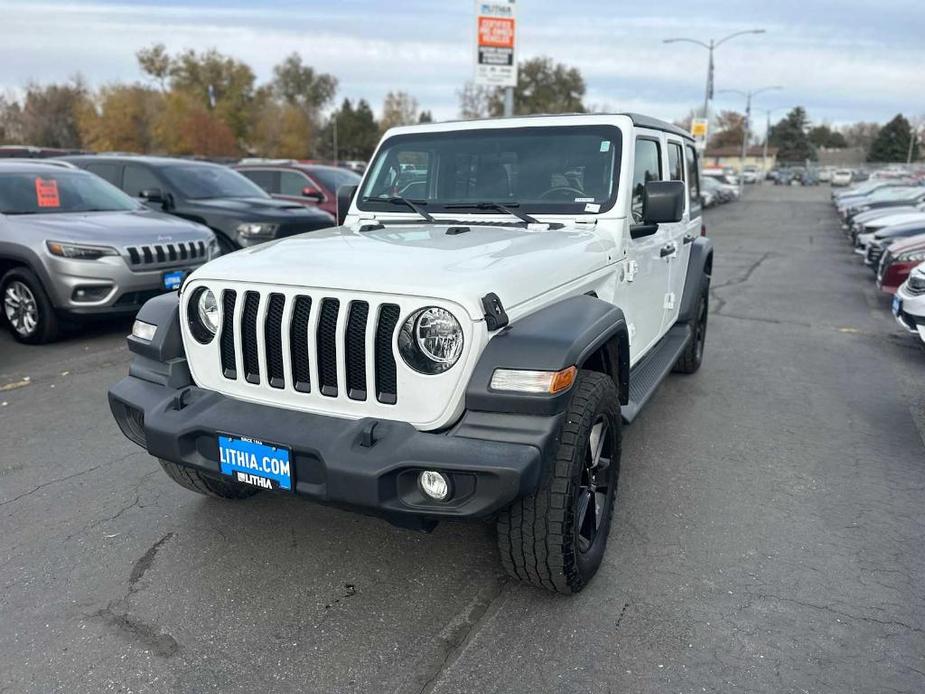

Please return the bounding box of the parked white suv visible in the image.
[109,114,713,593]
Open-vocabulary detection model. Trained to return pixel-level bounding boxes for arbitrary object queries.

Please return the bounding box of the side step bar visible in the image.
[622,324,692,423]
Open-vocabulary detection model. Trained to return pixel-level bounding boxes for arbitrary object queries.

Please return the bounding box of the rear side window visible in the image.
[122,165,163,197]
[631,138,661,224]
[685,145,701,216]
[668,142,684,182]
[85,162,121,186]
[280,171,313,197]
[240,169,277,193]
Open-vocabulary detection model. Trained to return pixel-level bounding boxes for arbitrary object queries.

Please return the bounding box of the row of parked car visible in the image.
[835,178,925,346]
[0,154,363,343]
[700,169,740,208]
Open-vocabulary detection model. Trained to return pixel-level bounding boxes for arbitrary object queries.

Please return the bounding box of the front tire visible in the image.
[497,370,621,594]
[1,267,59,344]
[158,459,258,499]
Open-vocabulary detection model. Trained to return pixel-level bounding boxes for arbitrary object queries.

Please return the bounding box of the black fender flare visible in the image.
[126,292,192,389]
[678,237,713,323]
[465,295,629,416]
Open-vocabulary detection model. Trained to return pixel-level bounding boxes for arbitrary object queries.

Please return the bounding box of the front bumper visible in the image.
[45,254,207,316]
[894,287,925,342]
[109,375,555,522]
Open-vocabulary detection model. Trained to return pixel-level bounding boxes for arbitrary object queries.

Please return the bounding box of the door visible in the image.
[122,164,166,210]
[624,134,670,363]
[279,170,324,208]
[661,139,700,329]
[238,168,278,196]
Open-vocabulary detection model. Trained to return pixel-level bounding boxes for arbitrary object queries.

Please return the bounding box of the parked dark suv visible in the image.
[62,156,335,254]
[234,161,361,219]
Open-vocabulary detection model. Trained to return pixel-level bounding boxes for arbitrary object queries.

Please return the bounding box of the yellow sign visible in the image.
[691,118,709,138]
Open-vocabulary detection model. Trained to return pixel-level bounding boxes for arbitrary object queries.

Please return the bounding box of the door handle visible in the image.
[683,234,696,244]
[659,244,676,258]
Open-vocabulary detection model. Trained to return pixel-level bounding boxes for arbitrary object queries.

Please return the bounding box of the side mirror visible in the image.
[336,184,358,225]
[301,187,324,202]
[140,188,164,204]
[630,180,685,239]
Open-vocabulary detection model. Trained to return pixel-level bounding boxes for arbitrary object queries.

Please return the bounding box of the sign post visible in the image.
[474,1,517,116]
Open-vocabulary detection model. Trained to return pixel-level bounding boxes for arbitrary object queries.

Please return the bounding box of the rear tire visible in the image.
[497,370,621,594]
[1,267,59,344]
[158,459,258,499]
[674,283,709,374]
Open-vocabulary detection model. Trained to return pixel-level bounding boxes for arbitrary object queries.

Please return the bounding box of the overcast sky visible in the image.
[1,0,922,131]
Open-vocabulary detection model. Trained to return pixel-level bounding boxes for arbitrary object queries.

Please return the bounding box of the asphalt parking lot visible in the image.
[1,184,924,694]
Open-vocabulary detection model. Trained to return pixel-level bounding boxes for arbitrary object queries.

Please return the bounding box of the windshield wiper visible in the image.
[444,201,540,226]
[365,196,435,223]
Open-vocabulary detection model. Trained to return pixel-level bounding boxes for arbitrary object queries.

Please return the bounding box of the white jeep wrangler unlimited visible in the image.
[110,114,712,594]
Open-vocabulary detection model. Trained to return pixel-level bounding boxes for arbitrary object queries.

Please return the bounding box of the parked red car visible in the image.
[234,161,362,219]
[877,234,925,294]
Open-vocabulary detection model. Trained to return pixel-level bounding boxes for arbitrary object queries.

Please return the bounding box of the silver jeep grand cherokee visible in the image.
[0,162,216,343]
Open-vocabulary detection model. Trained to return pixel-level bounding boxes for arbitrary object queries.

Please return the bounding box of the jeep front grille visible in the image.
[218,289,400,404]
[126,241,207,268]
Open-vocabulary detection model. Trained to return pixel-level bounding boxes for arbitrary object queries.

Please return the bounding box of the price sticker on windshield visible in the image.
[35,178,61,208]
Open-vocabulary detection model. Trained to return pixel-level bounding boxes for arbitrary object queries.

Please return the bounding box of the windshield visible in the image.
[162,164,269,200]
[0,170,139,215]
[358,125,622,216]
[310,167,361,193]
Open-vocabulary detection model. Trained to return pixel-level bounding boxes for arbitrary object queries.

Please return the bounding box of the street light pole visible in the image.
[663,29,766,140]
[719,86,782,194]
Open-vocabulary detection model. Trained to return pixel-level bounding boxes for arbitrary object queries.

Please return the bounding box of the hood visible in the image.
[888,233,925,254]
[189,196,331,220]
[869,211,925,230]
[2,208,213,244]
[190,222,613,320]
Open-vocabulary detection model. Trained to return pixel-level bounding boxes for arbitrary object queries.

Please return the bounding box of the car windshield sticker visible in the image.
[584,203,601,213]
[575,197,595,202]
[35,178,60,208]
[600,140,611,152]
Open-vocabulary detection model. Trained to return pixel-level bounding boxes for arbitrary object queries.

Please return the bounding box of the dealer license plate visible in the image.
[892,295,902,317]
[218,435,293,491]
[163,270,186,290]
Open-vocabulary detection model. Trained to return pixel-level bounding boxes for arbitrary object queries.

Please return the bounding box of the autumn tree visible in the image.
[458,82,492,120]
[380,91,419,132]
[17,79,91,149]
[708,111,746,149]
[79,84,163,153]
[487,57,585,116]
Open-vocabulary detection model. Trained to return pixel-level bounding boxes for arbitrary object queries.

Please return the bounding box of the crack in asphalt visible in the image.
[748,592,925,635]
[710,251,773,315]
[0,464,104,508]
[129,532,175,592]
[404,575,510,694]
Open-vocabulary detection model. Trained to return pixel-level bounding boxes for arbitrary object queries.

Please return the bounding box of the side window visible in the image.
[685,145,701,215]
[122,165,163,197]
[85,162,121,186]
[631,138,661,224]
[668,142,684,182]
[240,169,277,193]
[280,171,315,197]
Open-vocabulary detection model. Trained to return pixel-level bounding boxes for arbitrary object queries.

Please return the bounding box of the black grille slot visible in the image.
[242,291,261,384]
[345,301,369,400]
[317,299,340,397]
[142,246,153,263]
[290,296,313,392]
[179,244,188,260]
[197,241,206,257]
[167,244,177,261]
[188,242,198,259]
[264,293,286,389]
[375,304,400,404]
[127,247,140,264]
[220,290,237,379]
[155,246,166,263]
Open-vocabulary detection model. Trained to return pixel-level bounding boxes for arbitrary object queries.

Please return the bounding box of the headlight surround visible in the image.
[187,286,218,343]
[898,251,925,263]
[46,241,117,260]
[236,222,278,239]
[398,307,464,374]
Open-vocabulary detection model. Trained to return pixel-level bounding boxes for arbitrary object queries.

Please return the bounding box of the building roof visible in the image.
[705,146,778,158]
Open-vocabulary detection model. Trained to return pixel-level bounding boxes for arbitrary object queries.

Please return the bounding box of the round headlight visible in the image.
[398,307,464,374]
[198,289,219,333]
[187,286,218,344]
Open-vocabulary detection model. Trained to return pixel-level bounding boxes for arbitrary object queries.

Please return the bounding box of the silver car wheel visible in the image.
[4,280,39,337]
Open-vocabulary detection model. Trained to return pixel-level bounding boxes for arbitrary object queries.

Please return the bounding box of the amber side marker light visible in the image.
[490,365,577,394]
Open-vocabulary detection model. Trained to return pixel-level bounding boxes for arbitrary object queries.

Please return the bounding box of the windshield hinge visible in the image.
[481,292,509,331]
[573,218,598,228]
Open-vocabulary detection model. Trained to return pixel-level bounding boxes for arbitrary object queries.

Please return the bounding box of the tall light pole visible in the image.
[757,106,787,176]
[719,86,782,193]
[663,29,766,139]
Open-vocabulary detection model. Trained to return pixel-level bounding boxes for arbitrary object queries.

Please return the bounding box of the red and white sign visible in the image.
[475,1,517,87]
[35,178,61,208]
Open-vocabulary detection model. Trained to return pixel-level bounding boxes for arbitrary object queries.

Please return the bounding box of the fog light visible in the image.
[132,320,157,341]
[418,470,451,501]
